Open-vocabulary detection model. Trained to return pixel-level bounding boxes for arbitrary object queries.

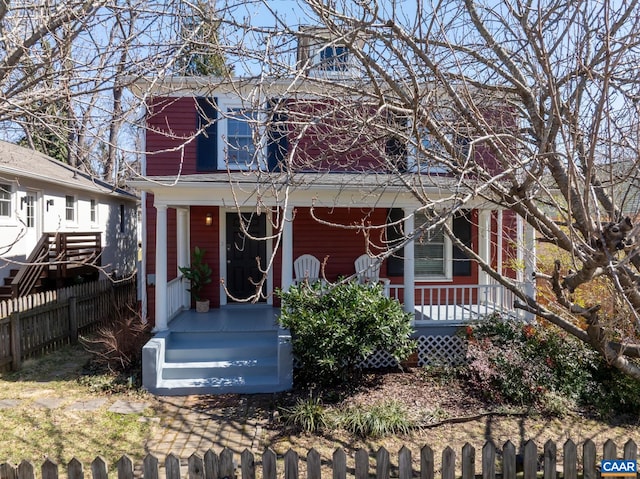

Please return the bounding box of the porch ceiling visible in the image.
[130,172,488,209]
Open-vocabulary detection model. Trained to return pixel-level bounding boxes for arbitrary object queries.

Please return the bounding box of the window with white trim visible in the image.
[65,195,75,222]
[0,183,11,217]
[318,45,349,71]
[218,101,262,170]
[90,199,97,224]
[414,215,451,280]
[408,117,472,174]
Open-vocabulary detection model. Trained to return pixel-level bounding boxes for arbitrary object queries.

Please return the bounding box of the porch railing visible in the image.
[167,275,187,320]
[389,283,523,323]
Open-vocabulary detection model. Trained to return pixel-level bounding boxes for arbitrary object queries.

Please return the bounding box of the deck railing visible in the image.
[167,275,187,320]
[389,283,523,323]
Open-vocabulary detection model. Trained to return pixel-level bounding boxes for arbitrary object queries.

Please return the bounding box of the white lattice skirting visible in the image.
[416,335,467,366]
[294,335,468,369]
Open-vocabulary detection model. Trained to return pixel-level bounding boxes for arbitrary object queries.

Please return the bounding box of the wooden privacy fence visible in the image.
[0,277,137,371]
[0,439,638,479]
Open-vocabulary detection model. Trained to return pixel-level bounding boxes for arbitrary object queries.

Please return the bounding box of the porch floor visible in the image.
[167,304,281,332]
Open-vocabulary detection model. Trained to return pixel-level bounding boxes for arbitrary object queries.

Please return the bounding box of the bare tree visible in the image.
[188,0,640,377]
[0,0,215,180]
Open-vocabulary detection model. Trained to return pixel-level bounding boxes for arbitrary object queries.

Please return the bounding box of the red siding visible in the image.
[188,207,221,307]
[284,100,391,172]
[147,97,199,175]
[293,207,390,282]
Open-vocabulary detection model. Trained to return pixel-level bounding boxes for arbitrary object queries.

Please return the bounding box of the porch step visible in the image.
[143,328,292,395]
[153,375,285,396]
[165,331,277,362]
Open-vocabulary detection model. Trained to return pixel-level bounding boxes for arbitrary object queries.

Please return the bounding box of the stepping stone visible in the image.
[108,400,149,414]
[33,397,65,409]
[0,399,21,409]
[66,398,108,411]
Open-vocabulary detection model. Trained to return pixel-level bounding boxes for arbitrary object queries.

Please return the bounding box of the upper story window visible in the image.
[218,101,261,170]
[409,124,472,174]
[226,108,257,168]
[65,195,76,222]
[318,45,349,72]
[0,183,11,217]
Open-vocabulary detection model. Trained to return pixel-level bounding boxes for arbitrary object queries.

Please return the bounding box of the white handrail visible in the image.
[167,275,186,320]
[388,283,523,323]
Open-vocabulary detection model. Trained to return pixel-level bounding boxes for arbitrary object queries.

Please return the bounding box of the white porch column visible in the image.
[281,206,294,291]
[403,210,415,314]
[478,209,492,285]
[520,215,536,300]
[154,204,168,331]
[176,208,190,309]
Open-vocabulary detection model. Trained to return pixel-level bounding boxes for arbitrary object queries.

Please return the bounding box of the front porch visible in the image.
[143,280,524,395]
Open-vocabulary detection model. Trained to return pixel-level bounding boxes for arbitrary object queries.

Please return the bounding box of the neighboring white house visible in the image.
[0,140,138,296]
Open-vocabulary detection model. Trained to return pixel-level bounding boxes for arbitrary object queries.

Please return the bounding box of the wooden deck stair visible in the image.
[0,232,102,301]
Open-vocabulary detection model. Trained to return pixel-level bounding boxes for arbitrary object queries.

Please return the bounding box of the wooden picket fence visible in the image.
[0,439,637,479]
[0,277,137,371]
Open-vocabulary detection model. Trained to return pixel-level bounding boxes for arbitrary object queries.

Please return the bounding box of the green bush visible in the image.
[463,315,640,417]
[278,281,415,386]
[585,362,640,418]
[339,400,413,438]
[463,315,595,410]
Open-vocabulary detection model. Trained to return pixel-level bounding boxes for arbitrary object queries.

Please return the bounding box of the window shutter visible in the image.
[196,97,218,171]
[386,208,405,276]
[267,99,288,172]
[452,210,472,276]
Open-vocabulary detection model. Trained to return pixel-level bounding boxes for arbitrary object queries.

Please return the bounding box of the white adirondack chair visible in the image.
[354,254,391,297]
[293,254,322,285]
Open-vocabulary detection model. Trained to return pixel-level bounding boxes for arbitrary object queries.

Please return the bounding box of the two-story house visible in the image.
[0,141,139,300]
[131,30,535,395]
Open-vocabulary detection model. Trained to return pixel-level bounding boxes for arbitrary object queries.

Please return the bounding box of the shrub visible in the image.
[278,281,415,386]
[339,400,413,438]
[584,362,640,418]
[281,396,331,433]
[81,310,151,375]
[463,315,595,410]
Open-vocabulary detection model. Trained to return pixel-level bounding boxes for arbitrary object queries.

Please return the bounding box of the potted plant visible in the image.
[179,246,213,312]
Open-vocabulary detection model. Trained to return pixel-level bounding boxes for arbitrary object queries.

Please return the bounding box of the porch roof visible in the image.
[129,171,489,209]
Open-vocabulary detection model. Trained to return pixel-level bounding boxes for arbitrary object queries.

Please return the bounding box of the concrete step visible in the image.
[143,327,293,396]
[154,375,288,395]
[167,330,277,345]
[165,330,277,362]
[161,357,278,380]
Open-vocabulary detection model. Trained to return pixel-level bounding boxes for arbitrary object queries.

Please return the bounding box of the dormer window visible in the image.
[319,45,349,72]
[297,27,361,77]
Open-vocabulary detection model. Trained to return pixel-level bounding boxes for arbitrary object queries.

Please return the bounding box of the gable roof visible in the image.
[0,140,137,201]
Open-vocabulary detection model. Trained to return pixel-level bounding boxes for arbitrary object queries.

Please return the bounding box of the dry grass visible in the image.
[0,345,154,466]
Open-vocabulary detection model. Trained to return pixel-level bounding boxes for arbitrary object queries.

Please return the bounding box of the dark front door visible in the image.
[226,212,267,302]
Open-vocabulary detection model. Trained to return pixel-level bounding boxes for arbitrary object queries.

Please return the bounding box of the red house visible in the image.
[130,32,535,395]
